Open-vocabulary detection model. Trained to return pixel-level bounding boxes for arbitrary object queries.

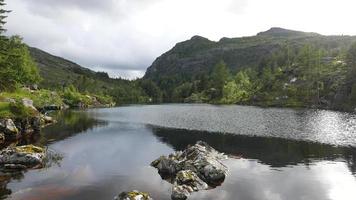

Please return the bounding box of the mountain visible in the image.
[144,27,356,81]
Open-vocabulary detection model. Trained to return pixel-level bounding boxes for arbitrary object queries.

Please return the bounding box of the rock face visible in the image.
[151,141,228,200]
[0,145,46,170]
[115,190,153,200]
[0,119,20,140]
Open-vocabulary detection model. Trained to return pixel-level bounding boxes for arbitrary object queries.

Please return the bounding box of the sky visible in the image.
[5,0,356,79]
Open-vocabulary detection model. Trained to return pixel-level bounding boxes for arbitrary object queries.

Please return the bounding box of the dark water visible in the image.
[2,104,356,200]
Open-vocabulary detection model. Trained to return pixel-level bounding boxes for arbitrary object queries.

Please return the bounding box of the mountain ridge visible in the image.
[144,27,356,81]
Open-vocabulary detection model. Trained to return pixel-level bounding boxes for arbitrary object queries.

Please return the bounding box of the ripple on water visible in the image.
[91,104,356,147]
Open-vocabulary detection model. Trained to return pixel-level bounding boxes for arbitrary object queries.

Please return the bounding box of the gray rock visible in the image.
[0,145,46,169]
[114,190,153,200]
[3,98,15,103]
[171,170,208,200]
[21,98,37,111]
[43,116,54,124]
[0,119,20,139]
[151,141,228,200]
[0,133,4,142]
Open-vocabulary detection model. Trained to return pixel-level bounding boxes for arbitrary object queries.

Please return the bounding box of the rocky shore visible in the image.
[0,98,56,144]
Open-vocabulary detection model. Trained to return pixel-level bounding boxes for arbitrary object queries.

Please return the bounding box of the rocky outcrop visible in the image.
[0,98,57,142]
[114,190,153,200]
[151,141,228,200]
[0,119,20,140]
[0,145,46,170]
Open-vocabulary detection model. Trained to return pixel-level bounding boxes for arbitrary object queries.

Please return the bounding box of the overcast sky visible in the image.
[5,0,356,79]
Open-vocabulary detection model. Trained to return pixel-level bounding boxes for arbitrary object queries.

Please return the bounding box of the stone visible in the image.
[115,190,153,200]
[0,119,20,139]
[3,98,15,103]
[151,141,228,200]
[171,170,208,200]
[30,84,39,90]
[22,98,37,111]
[0,133,4,142]
[0,145,46,169]
[43,116,54,124]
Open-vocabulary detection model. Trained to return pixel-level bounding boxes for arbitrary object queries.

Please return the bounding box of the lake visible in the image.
[2,104,356,200]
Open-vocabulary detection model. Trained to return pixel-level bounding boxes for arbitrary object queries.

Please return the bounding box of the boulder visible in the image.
[21,98,37,112]
[0,145,46,169]
[172,170,208,200]
[43,116,54,124]
[114,190,153,200]
[0,133,4,143]
[3,98,15,103]
[151,141,228,200]
[0,119,20,139]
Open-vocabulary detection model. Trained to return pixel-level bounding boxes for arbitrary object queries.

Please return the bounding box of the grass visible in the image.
[0,101,38,118]
[0,102,13,118]
[0,87,114,119]
[1,88,63,109]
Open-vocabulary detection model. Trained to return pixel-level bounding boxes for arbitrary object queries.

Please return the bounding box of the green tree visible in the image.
[0,0,10,35]
[0,36,41,91]
[221,70,254,104]
[346,42,356,69]
[172,82,193,102]
[211,61,230,99]
[140,79,162,103]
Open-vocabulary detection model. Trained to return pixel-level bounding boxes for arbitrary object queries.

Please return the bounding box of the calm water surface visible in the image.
[2,104,356,200]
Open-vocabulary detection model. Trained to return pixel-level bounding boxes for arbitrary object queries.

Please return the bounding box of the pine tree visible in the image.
[211,61,230,98]
[0,0,10,35]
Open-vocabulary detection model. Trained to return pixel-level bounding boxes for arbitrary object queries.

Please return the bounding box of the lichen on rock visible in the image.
[151,141,228,200]
[0,145,46,170]
[115,190,153,200]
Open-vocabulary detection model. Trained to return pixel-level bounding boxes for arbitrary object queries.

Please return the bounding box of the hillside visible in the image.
[145,28,356,80]
[29,47,111,89]
[28,47,148,104]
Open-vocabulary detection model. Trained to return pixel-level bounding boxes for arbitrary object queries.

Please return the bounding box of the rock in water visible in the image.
[115,190,153,200]
[0,145,46,169]
[151,141,228,200]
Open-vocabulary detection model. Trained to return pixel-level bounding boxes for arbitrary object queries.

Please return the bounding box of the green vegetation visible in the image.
[1,88,63,108]
[0,101,37,118]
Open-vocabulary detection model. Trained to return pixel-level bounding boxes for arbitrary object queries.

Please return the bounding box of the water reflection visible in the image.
[20,110,107,146]
[1,105,356,200]
[150,126,356,174]
[0,111,105,199]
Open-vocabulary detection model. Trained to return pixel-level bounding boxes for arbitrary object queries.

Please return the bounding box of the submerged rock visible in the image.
[0,145,46,169]
[151,141,228,200]
[115,190,153,200]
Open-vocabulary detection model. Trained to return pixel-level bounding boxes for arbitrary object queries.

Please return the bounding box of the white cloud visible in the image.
[4,0,356,79]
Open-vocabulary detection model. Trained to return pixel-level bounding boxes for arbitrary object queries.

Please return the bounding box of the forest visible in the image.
[155,42,356,111]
